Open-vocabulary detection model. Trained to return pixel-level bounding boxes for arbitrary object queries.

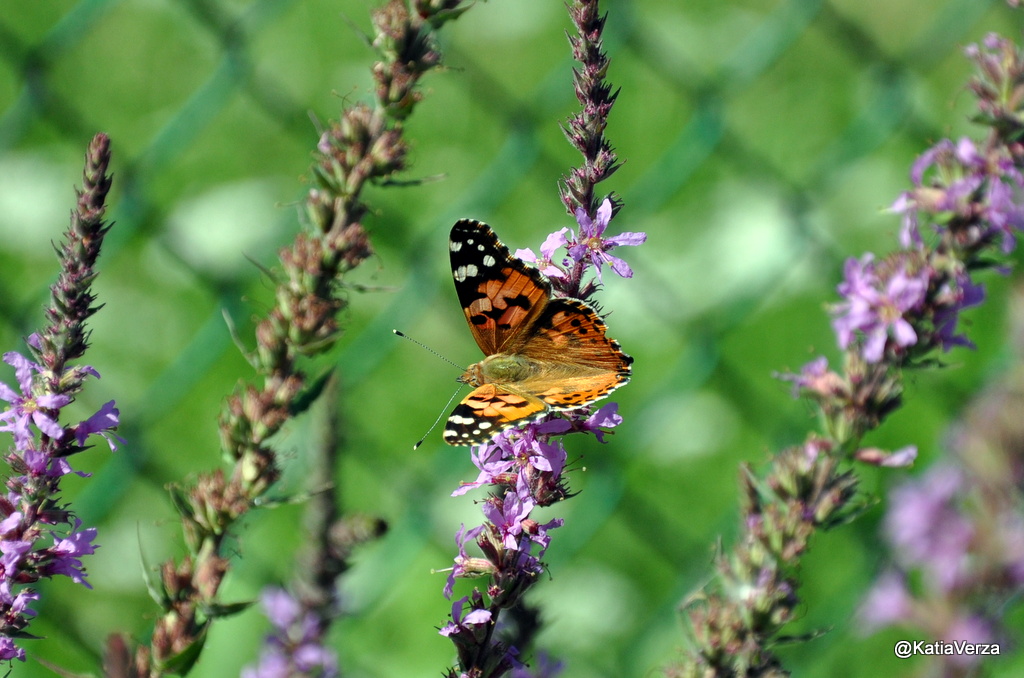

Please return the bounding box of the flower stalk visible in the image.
[101,3,473,676]
[858,282,1024,677]
[0,133,120,662]
[438,3,644,676]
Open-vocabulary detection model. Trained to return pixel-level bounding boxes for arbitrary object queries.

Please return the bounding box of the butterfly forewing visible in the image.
[450,220,551,356]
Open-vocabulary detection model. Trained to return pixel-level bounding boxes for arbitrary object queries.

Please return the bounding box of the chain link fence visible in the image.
[0,0,1017,676]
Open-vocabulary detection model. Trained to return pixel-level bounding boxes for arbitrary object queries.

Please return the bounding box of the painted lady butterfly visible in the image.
[443,220,633,446]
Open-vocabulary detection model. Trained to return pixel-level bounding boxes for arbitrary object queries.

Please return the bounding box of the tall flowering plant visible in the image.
[129,2,473,677]
[0,133,121,662]
[855,32,1024,663]
[438,2,645,676]
[671,29,1024,677]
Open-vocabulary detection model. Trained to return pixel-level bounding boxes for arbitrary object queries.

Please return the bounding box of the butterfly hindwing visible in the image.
[443,385,548,445]
[517,298,633,408]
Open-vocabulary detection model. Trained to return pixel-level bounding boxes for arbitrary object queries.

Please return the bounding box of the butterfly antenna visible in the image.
[392,329,464,370]
[413,384,465,450]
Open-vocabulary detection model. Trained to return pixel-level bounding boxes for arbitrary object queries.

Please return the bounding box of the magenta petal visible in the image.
[514,247,537,263]
[892,319,918,347]
[31,411,64,440]
[863,330,887,363]
[607,230,647,247]
[594,198,613,235]
[463,608,492,625]
[539,228,569,258]
[36,394,71,409]
[0,382,18,403]
[608,254,634,278]
[4,353,36,393]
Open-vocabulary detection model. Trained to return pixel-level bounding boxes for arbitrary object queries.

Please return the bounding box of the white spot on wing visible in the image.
[450,241,462,252]
[482,254,496,267]
[453,264,479,282]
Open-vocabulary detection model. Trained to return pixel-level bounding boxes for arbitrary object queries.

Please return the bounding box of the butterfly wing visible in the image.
[442,384,548,445]
[450,220,551,356]
[517,298,633,409]
[443,299,633,446]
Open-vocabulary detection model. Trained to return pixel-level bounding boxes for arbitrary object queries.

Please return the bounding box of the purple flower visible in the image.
[858,570,913,632]
[901,134,1024,252]
[831,255,928,362]
[568,199,646,280]
[439,595,492,638]
[516,512,563,557]
[853,445,918,468]
[482,490,534,550]
[776,356,845,399]
[262,587,302,631]
[527,435,567,474]
[885,465,974,591]
[578,402,622,443]
[0,635,25,662]
[20,447,83,480]
[452,443,516,497]
[43,520,97,587]
[494,421,569,474]
[0,352,70,449]
[933,275,985,351]
[72,400,124,451]
[0,540,32,575]
[445,524,489,599]
[516,228,569,279]
[242,587,338,678]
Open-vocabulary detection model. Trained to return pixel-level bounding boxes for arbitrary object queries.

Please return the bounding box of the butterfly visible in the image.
[443,219,633,446]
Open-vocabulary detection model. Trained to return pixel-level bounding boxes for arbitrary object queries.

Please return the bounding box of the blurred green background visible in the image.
[1,0,1023,676]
